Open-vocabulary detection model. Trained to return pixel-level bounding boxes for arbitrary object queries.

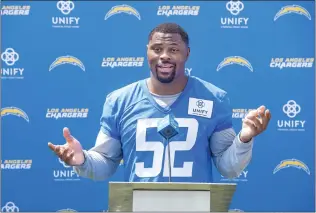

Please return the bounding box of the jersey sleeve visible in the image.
[214,93,233,132]
[100,93,121,140]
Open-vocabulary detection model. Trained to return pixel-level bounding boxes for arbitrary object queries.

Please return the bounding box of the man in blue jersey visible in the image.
[48,23,271,182]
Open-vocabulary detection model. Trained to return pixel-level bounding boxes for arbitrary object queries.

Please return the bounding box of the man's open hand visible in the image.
[239,105,271,143]
[48,127,85,166]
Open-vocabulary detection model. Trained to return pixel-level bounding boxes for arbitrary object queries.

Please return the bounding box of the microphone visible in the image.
[157,114,179,182]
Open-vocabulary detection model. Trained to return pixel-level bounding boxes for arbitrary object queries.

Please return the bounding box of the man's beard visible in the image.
[155,67,176,84]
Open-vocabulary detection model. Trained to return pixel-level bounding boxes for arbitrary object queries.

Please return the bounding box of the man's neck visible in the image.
[147,75,188,95]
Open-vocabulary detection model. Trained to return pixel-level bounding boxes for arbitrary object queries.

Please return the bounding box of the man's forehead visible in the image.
[150,32,182,43]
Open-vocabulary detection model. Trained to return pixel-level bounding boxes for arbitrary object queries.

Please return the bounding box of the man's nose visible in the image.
[159,51,171,61]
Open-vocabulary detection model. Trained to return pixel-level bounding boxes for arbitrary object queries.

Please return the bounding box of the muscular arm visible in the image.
[73,130,122,181]
[74,91,124,181]
[210,127,253,179]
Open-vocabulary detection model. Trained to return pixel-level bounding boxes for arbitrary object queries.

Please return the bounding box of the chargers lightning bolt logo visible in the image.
[274,5,311,21]
[217,56,253,72]
[105,5,141,20]
[273,159,310,175]
[1,107,30,122]
[49,55,85,71]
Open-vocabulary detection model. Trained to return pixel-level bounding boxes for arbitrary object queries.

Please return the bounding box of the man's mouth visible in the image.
[157,63,175,73]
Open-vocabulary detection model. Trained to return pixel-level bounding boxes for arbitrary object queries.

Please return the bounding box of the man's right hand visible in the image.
[48,127,85,166]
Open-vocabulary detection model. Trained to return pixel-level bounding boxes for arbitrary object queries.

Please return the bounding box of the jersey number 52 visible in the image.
[135,118,199,178]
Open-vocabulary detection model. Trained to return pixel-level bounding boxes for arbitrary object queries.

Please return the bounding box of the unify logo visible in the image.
[221,170,248,182]
[52,1,80,28]
[221,0,249,29]
[188,98,213,118]
[277,100,305,132]
[1,48,24,79]
[185,68,192,76]
[2,202,19,212]
[53,158,80,181]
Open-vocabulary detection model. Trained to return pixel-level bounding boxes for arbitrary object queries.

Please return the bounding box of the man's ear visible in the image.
[146,44,149,61]
[146,44,149,53]
[186,47,191,60]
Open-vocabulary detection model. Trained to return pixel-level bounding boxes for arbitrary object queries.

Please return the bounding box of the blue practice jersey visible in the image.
[100,76,233,182]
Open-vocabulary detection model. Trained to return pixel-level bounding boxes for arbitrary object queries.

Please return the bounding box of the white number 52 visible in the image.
[135,118,198,178]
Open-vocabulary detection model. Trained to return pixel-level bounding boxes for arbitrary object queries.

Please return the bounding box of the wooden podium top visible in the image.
[108,182,236,212]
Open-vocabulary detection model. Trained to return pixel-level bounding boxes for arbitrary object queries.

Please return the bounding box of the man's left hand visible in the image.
[239,105,271,143]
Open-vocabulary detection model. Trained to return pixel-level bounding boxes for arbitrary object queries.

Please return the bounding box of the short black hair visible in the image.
[148,23,189,46]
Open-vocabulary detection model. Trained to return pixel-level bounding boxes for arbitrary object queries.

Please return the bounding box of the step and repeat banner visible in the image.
[1,0,315,212]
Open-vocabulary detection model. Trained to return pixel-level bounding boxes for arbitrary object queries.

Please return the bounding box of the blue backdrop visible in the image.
[1,0,315,212]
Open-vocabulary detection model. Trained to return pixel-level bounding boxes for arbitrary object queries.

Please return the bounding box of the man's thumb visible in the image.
[48,142,56,151]
[63,127,74,143]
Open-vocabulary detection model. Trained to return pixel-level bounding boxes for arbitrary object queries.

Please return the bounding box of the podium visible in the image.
[108,182,236,212]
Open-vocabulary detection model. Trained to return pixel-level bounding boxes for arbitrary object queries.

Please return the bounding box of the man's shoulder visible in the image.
[190,76,232,121]
[104,79,146,106]
[107,80,142,97]
[190,76,228,102]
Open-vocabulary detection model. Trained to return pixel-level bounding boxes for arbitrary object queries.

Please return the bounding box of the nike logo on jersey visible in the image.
[188,98,213,118]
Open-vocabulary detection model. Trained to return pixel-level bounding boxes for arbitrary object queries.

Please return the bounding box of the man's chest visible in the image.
[119,99,218,146]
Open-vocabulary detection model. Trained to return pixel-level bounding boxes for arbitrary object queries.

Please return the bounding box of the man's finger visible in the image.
[257,105,265,114]
[261,109,271,129]
[266,109,271,120]
[67,150,74,159]
[54,145,60,152]
[257,106,265,118]
[246,113,257,121]
[64,151,75,164]
[242,118,258,132]
[61,147,70,161]
[63,127,74,143]
[248,116,263,130]
[246,111,262,125]
[48,142,56,152]
[246,110,257,118]
[57,146,65,158]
